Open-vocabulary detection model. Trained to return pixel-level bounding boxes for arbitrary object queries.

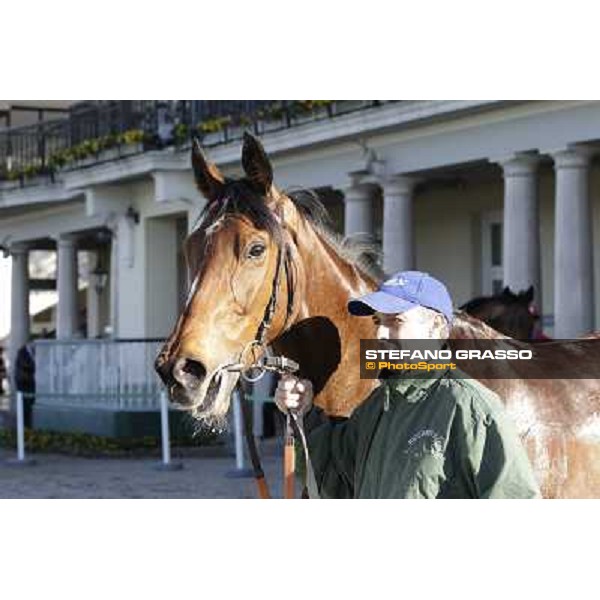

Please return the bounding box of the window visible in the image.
[481,211,503,295]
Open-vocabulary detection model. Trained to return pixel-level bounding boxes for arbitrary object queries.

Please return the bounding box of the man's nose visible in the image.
[376,325,390,340]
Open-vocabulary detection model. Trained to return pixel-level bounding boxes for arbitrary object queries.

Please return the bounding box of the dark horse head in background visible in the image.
[459,286,543,340]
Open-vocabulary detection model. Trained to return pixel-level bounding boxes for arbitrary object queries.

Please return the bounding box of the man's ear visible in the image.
[241,131,273,195]
[191,137,225,201]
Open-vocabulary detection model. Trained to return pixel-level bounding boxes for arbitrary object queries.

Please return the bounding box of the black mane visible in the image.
[193,180,383,281]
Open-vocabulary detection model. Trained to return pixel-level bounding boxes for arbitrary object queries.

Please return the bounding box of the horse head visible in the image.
[459,285,536,339]
[154,133,313,426]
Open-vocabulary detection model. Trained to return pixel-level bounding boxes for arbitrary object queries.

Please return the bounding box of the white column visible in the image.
[109,229,119,338]
[381,175,417,274]
[9,243,31,378]
[500,154,541,308]
[552,147,594,338]
[343,173,378,237]
[56,235,79,339]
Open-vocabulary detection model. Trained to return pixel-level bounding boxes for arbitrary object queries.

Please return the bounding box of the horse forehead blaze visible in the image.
[176,214,279,359]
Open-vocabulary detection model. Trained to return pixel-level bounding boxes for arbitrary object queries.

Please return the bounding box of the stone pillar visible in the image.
[56,235,79,339]
[343,173,378,237]
[9,243,31,379]
[500,154,541,308]
[109,230,119,338]
[381,175,417,274]
[552,147,594,338]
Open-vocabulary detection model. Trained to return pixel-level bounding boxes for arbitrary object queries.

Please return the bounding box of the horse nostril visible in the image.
[172,357,207,390]
[155,355,174,386]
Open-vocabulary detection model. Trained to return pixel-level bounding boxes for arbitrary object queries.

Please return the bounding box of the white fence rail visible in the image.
[35,339,165,411]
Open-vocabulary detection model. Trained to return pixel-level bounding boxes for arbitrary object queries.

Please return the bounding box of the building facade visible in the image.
[1,100,599,431]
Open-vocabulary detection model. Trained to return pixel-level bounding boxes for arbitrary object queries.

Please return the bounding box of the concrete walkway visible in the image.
[0,440,299,499]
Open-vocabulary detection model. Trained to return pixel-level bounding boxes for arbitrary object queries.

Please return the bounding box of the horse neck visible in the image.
[272,219,379,416]
[299,223,377,319]
[451,311,510,340]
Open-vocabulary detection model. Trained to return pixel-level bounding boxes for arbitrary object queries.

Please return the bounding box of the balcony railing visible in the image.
[35,338,165,411]
[0,100,388,188]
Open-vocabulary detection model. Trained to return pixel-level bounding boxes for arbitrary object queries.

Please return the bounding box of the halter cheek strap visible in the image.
[254,225,297,347]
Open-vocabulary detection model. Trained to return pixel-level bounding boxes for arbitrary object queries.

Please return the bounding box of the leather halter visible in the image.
[235,217,319,500]
[255,242,295,346]
[238,219,296,381]
[200,204,317,498]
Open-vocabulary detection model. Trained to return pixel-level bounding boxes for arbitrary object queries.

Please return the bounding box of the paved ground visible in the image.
[0,439,298,499]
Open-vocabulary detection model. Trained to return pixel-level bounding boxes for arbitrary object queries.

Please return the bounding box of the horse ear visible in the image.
[241,132,273,194]
[191,138,225,201]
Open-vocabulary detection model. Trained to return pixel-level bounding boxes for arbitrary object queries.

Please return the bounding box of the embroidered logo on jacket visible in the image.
[405,429,445,458]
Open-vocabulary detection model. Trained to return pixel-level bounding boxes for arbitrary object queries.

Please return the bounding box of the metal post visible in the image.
[225,389,254,478]
[233,390,245,470]
[6,391,36,466]
[154,390,183,471]
[16,391,25,460]
[160,389,171,464]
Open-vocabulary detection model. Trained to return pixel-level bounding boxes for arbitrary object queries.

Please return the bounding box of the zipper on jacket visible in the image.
[383,385,390,412]
[355,394,387,496]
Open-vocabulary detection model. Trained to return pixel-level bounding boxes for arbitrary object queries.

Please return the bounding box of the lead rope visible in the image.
[288,411,320,500]
[229,230,319,499]
[238,383,271,499]
[235,353,320,499]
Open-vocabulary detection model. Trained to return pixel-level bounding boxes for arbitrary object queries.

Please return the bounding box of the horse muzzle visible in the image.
[155,356,207,407]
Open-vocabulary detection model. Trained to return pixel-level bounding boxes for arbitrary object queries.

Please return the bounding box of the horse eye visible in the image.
[247,243,266,259]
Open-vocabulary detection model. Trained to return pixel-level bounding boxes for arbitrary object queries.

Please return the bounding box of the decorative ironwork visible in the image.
[0,100,390,188]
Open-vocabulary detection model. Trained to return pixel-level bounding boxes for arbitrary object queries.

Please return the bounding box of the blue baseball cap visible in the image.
[348,270,454,323]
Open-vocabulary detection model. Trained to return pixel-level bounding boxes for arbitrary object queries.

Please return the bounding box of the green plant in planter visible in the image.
[237,114,253,127]
[48,150,68,169]
[118,128,145,145]
[70,142,92,161]
[264,103,285,120]
[290,100,333,117]
[100,133,118,150]
[197,115,232,134]
[23,163,41,178]
[173,123,189,145]
[0,427,221,457]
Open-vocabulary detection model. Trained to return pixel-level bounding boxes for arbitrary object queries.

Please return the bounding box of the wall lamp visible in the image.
[125,206,140,226]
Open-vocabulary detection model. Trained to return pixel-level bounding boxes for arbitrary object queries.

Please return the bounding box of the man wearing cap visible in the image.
[275,270,540,499]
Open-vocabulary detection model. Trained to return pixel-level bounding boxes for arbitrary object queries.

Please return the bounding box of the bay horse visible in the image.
[460,286,542,340]
[155,132,381,427]
[155,132,600,498]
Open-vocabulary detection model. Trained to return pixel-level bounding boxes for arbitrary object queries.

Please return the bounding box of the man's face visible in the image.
[372,306,436,341]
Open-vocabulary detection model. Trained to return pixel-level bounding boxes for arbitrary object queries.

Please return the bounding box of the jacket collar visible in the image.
[378,367,450,403]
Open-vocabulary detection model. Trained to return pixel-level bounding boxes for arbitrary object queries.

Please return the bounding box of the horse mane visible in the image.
[459,295,495,313]
[451,310,510,339]
[193,181,384,283]
[286,187,384,283]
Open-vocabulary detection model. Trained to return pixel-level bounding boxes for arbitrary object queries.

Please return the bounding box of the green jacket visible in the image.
[305,368,541,499]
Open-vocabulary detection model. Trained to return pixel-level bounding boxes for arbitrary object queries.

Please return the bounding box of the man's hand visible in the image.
[274,374,314,416]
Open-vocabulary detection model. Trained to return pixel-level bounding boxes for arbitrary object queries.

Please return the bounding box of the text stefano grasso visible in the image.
[364,349,533,361]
